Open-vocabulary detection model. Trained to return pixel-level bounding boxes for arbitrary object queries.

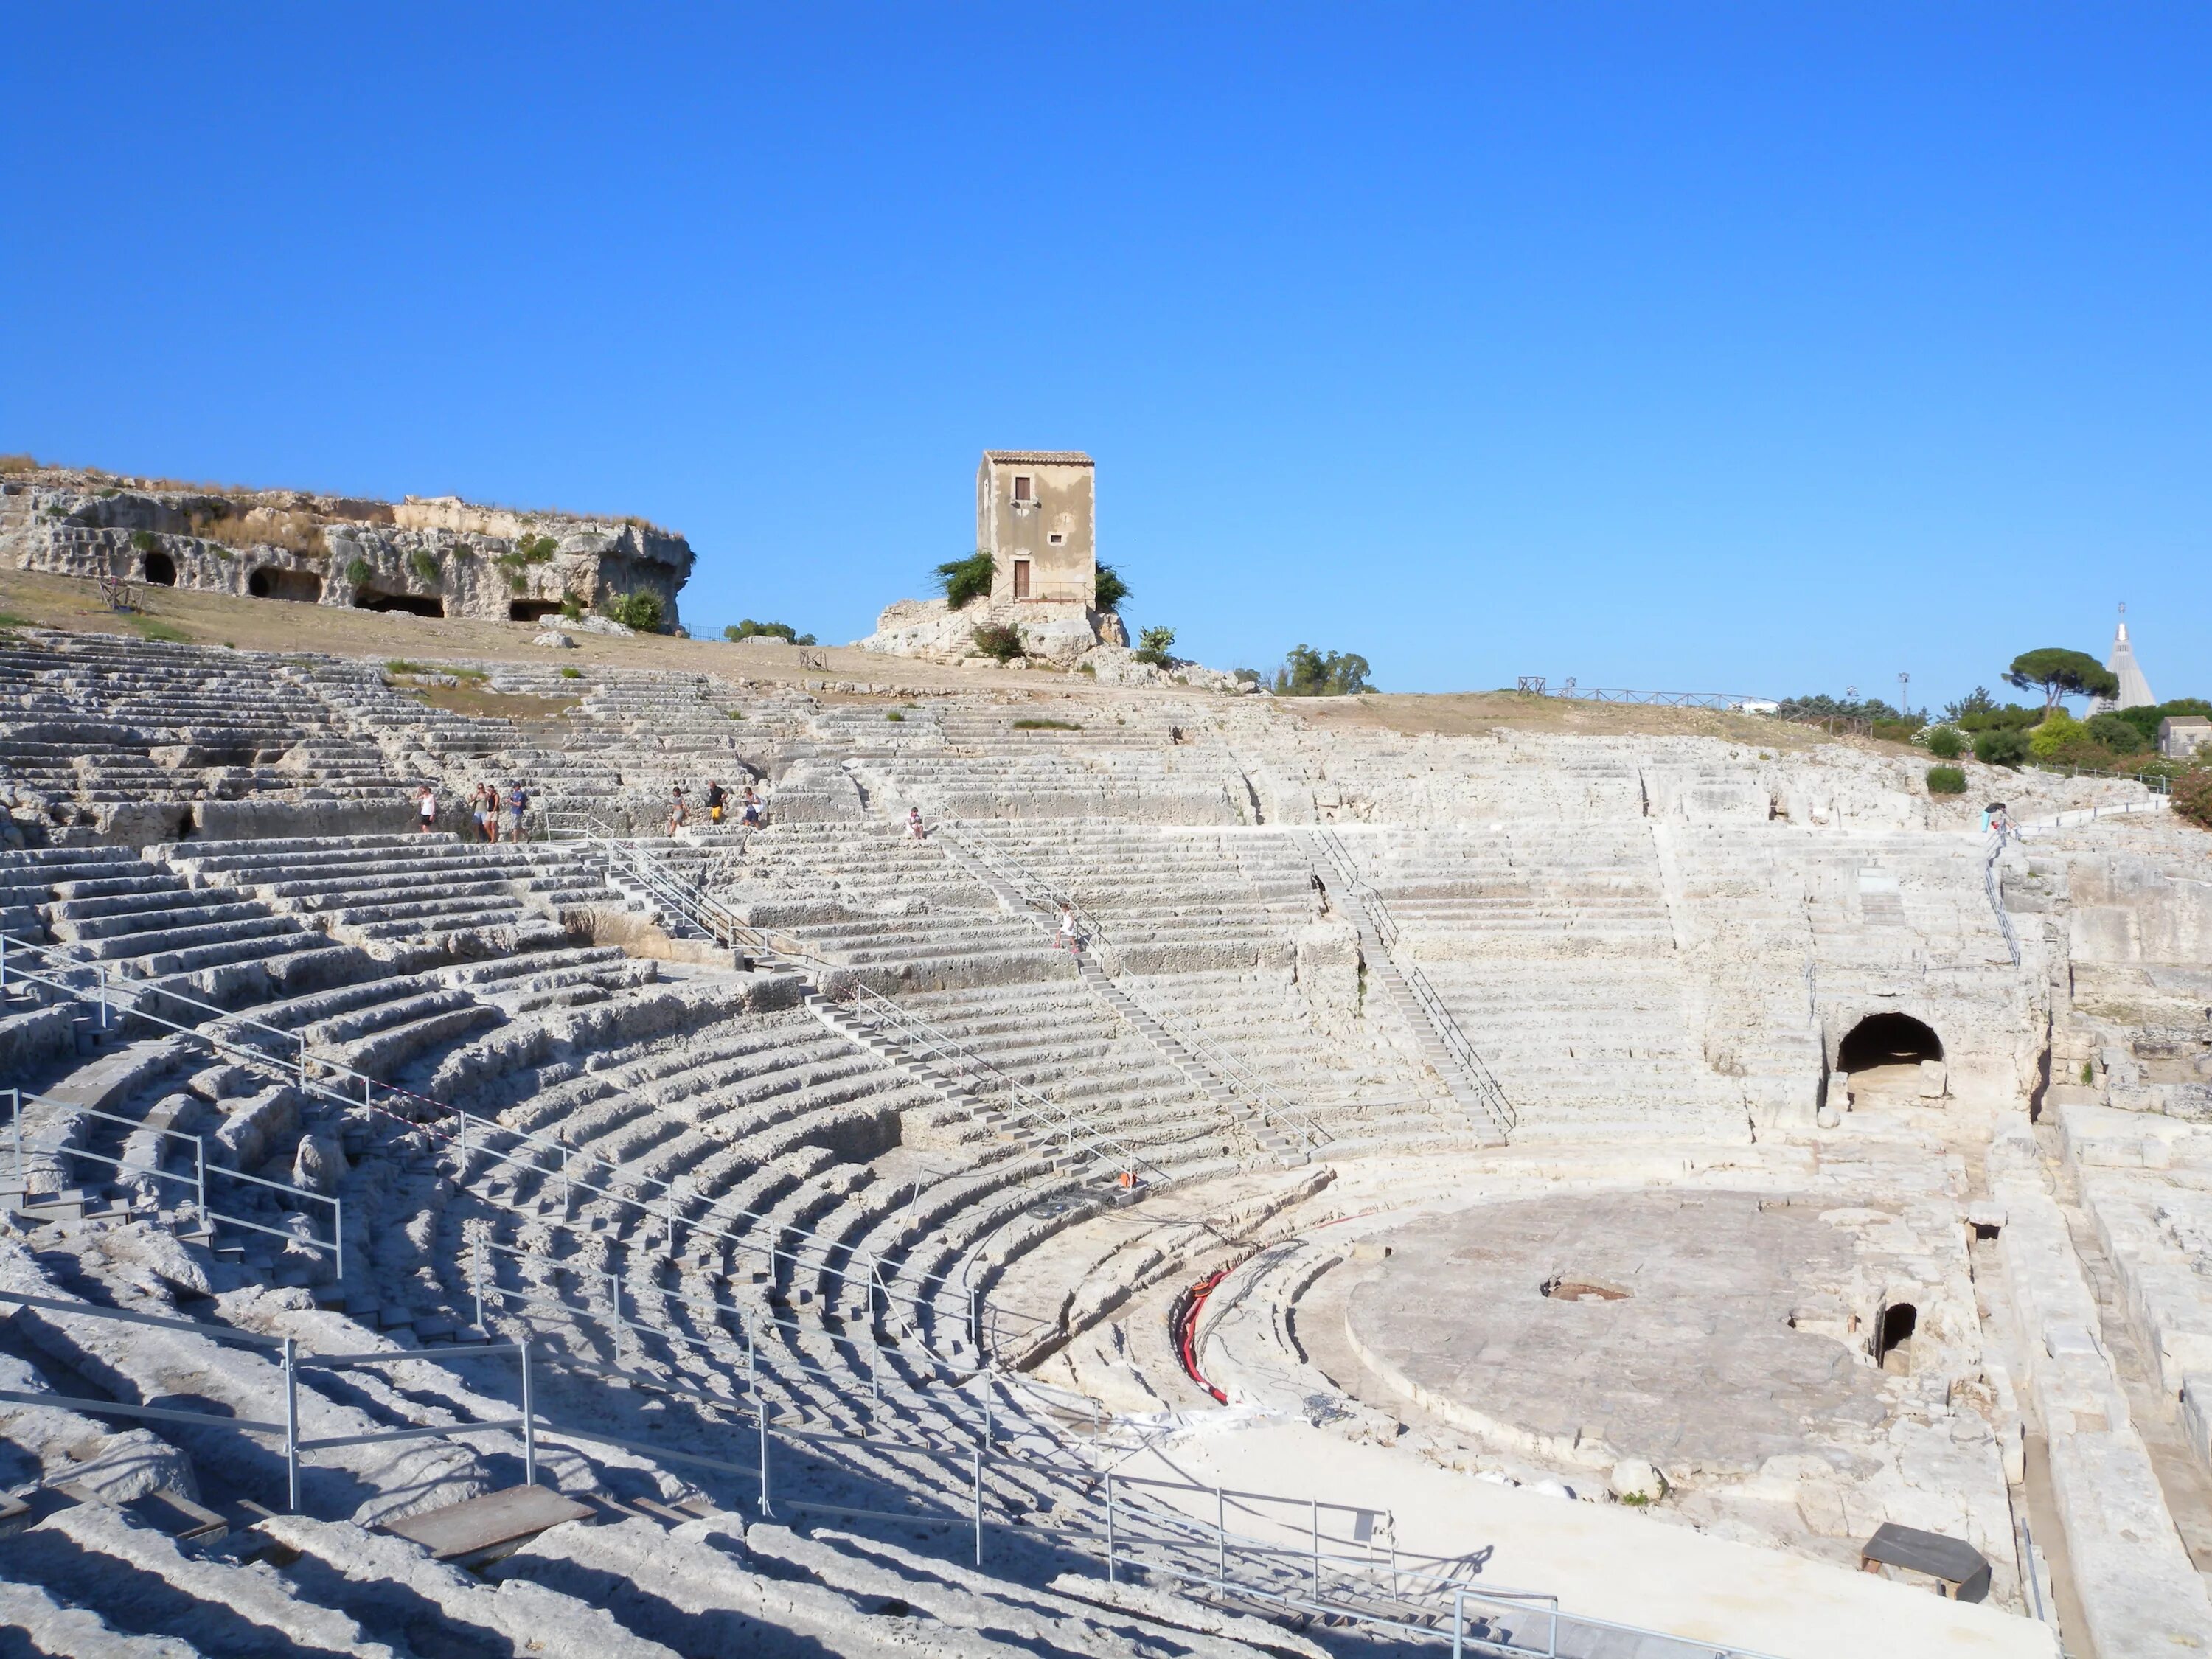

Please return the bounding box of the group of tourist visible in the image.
[412,782,532,841]
[666,779,764,835]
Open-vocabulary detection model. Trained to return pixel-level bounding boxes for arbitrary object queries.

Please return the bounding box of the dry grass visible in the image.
[187,504,330,557]
[1282,689,1834,749]
[403,684,582,721]
[0,453,39,474]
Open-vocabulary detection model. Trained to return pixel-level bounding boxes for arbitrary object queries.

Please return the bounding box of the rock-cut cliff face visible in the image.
[0,469,693,630]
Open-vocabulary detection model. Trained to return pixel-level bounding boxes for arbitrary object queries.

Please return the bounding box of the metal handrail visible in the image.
[5,1088,342,1274]
[939,824,1332,1155]
[1305,830,1517,1138]
[566,830,1167,1187]
[0,932,989,1351]
[1981,832,2022,967]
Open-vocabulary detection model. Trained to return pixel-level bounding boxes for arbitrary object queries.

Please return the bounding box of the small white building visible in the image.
[2160,716,2211,760]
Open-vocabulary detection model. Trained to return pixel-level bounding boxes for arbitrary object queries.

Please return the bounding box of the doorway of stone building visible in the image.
[1012,558,1030,599]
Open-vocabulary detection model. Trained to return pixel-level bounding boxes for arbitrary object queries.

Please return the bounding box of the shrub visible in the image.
[517,532,558,563]
[726,619,816,645]
[1133,625,1177,667]
[1075,661,1096,676]
[560,594,583,620]
[559,666,582,679]
[936,550,996,611]
[1974,727,2030,768]
[1959,704,2041,731]
[1870,717,1925,744]
[1274,644,1373,696]
[1013,717,1081,730]
[407,548,442,587]
[2028,708,2081,759]
[2174,766,2212,831]
[886,710,904,722]
[1093,562,1129,614]
[1926,765,1967,795]
[129,529,159,553]
[1925,726,1964,759]
[345,556,372,586]
[2081,1060,2095,1085]
[606,591,663,632]
[971,622,1024,662]
[2084,712,2149,755]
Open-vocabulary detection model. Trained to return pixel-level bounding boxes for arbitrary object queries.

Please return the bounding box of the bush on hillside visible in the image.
[1133,625,1176,667]
[2084,712,2149,755]
[1871,716,1926,744]
[1926,765,1967,795]
[1093,562,1129,614]
[1925,726,1964,759]
[2173,767,2212,831]
[936,550,996,611]
[1974,726,2029,768]
[2028,708,2080,759]
[970,622,1023,661]
[1958,704,2041,732]
[1775,693,1900,724]
[606,591,663,632]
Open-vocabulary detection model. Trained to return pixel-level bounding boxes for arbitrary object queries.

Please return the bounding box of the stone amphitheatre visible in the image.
[2,470,2211,1658]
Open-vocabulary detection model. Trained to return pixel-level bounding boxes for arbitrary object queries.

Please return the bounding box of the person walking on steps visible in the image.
[906,805,927,842]
[666,785,689,837]
[740,786,763,828]
[706,779,726,827]
[506,781,530,843]
[1057,903,1082,958]
[417,783,437,834]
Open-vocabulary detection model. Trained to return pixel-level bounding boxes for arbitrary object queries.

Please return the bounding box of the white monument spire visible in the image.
[2096,602,2156,712]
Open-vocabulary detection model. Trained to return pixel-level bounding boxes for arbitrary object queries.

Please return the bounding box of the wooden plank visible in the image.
[381,1484,591,1562]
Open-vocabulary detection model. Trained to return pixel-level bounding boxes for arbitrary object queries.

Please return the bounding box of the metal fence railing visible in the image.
[937,824,1332,1158]
[0,1287,1788,1656]
[1304,830,1517,1140]
[5,1087,341,1275]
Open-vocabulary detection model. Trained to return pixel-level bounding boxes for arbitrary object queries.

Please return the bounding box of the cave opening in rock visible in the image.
[142,551,176,585]
[1874,1301,1918,1372]
[248,567,322,602]
[509,599,566,622]
[353,591,445,618]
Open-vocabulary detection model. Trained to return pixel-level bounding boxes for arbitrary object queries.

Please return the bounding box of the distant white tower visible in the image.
[2094,603,2156,712]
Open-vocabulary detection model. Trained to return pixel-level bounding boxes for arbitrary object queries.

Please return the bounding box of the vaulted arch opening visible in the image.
[142,550,176,585]
[1837,1012,1944,1074]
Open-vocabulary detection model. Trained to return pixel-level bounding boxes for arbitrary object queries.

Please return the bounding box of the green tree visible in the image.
[936,550,996,611]
[1133,625,1176,667]
[2004,647,2118,711]
[1093,562,1129,614]
[726,619,816,645]
[1974,726,2029,768]
[1942,686,1998,723]
[1273,645,1373,696]
[606,591,663,632]
[1925,726,1964,759]
[2028,708,2081,759]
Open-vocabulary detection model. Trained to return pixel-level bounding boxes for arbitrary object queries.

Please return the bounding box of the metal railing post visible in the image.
[1216,1486,1227,1590]
[333,1194,344,1284]
[7,1089,20,1194]
[973,1433,984,1567]
[520,1338,536,1486]
[472,1238,486,1332]
[282,1337,300,1513]
[1310,1496,1321,1596]
[97,964,109,1032]
[193,1134,206,1228]
[1105,1470,1116,1582]
[757,1399,773,1516]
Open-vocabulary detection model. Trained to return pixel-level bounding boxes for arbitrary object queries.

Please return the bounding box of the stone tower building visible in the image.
[976,451,1094,607]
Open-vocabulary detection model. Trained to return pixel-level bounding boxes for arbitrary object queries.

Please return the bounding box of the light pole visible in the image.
[1898,672,1910,718]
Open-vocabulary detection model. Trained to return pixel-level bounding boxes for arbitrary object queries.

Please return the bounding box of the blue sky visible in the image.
[4,6,2206,704]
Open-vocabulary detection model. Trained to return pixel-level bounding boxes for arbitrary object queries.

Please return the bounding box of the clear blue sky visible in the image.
[4,6,2206,705]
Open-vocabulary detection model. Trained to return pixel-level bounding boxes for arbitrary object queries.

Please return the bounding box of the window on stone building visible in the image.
[1048,532,1064,545]
[1012,475,1032,503]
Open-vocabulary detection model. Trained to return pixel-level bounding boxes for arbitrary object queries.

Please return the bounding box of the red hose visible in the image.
[1175,1267,1230,1403]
